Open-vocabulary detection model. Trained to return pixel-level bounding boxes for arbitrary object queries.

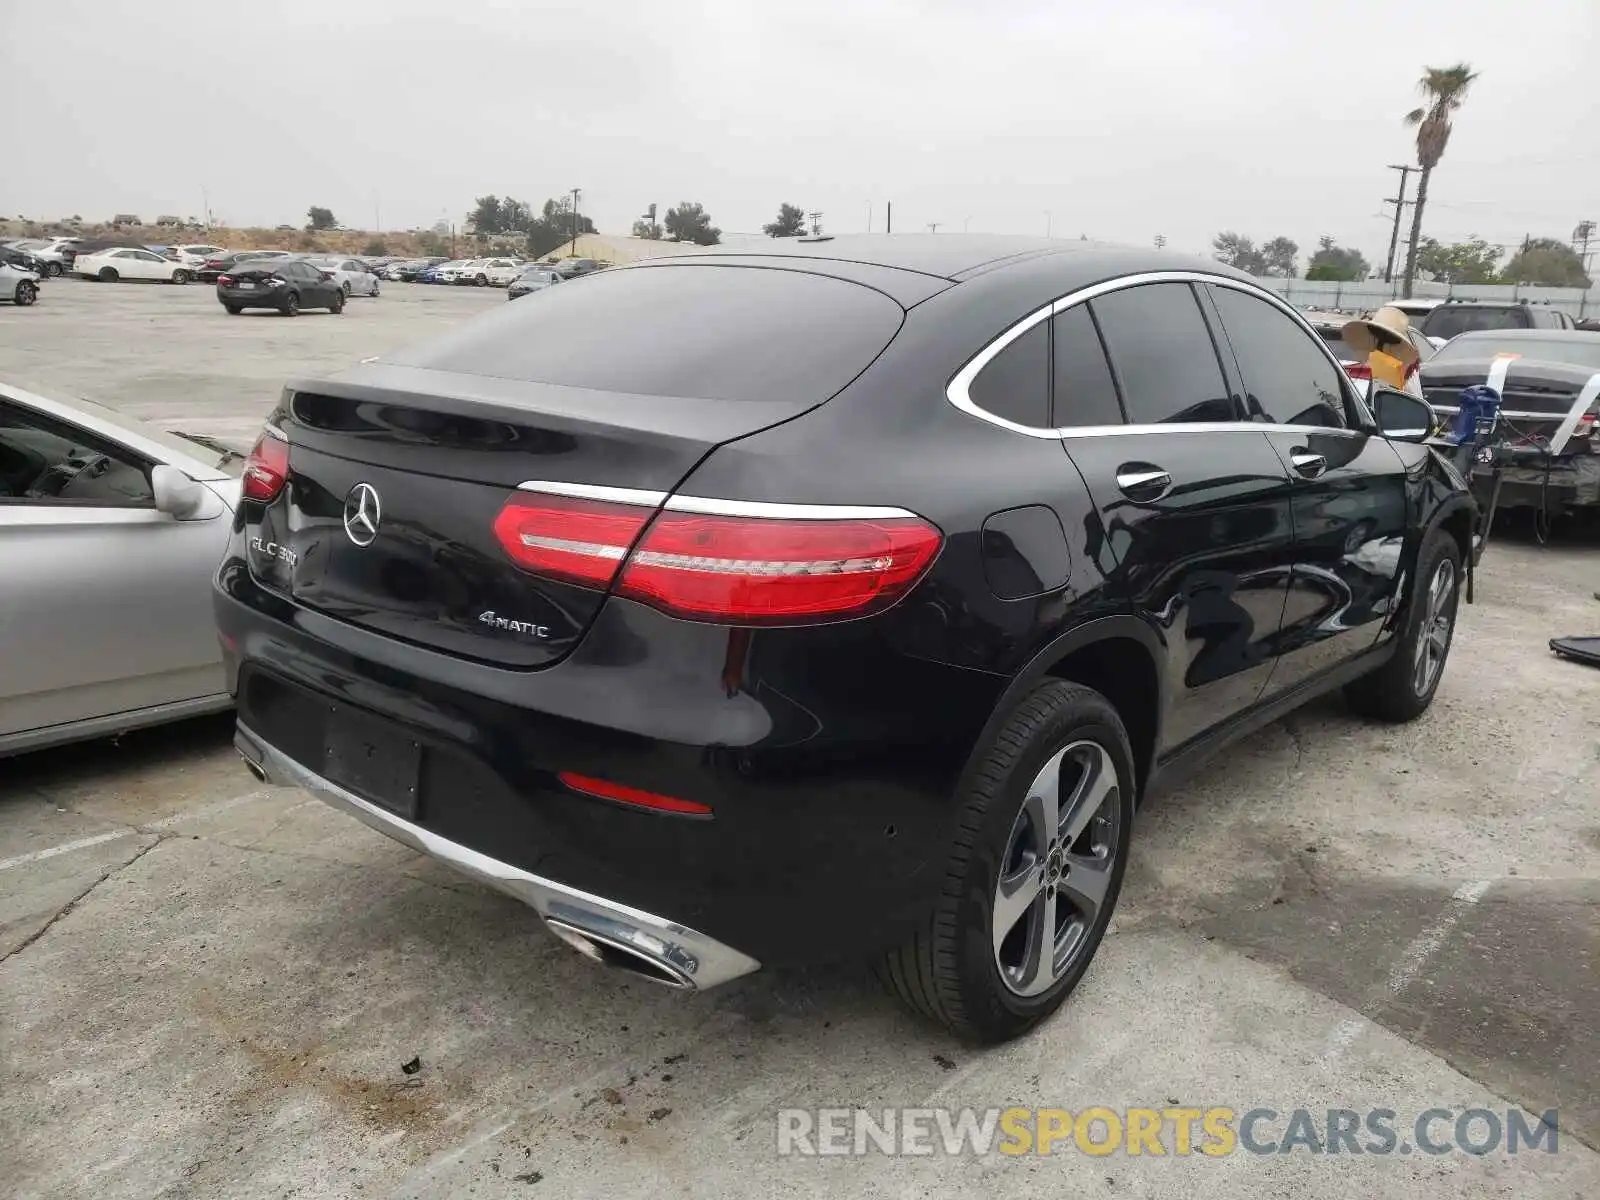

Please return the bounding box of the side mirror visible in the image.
[152,465,223,520]
[1372,388,1435,443]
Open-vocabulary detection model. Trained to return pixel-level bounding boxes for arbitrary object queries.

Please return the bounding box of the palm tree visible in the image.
[1401,63,1478,298]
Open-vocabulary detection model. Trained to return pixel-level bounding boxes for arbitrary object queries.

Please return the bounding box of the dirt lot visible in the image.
[2,280,1598,1199]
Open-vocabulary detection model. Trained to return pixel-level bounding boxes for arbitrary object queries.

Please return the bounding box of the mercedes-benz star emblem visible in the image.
[343,482,382,547]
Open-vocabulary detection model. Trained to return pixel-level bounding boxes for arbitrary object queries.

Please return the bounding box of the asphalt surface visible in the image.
[2,278,1598,1199]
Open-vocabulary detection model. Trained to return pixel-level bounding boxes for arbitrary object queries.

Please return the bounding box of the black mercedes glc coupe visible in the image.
[218,236,1474,1042]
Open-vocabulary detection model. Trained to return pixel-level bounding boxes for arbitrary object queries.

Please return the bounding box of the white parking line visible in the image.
[0,789,276,872]
[0,830,134,872]
[144,790,272,830]
[1319,878,1494,1068]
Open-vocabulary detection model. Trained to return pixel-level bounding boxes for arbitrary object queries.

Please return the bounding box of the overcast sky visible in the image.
[3,0,1595,264]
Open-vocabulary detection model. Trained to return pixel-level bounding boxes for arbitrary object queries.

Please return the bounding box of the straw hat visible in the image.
[1341,306,1418,367]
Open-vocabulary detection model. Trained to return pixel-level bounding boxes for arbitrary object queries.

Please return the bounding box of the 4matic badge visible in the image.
[478,611,551,638]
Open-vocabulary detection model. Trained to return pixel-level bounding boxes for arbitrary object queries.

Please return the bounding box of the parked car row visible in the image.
[384,255,605,287]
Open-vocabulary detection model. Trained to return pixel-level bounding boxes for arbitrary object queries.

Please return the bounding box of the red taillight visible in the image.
[1343,362,1372,381]
[491,492,943,625]
[558,771,712,816]
[242,428,289,502]
[620,509,942,622]
[218,274,233,286]
[492,494,651,589]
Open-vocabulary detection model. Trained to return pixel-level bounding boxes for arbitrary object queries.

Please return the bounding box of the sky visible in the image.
[3,0,1596,268]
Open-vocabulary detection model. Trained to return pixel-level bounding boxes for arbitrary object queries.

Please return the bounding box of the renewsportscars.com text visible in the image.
[776,1106,1561,1158]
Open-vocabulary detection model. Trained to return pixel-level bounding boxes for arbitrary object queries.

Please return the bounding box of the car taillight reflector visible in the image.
[218,274,233,286]
[619,509,942,622]
[1342,362,1372,381]
[558,771,712,816]
[491,492,943,625]
[492,494,652,589]
[242,427,289,502]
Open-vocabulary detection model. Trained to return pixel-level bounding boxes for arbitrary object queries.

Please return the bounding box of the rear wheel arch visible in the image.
[1409,492,1476,607]
[970,616,1165,800]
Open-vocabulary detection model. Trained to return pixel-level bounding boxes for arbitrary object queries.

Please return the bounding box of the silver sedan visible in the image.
[0,383,242,756]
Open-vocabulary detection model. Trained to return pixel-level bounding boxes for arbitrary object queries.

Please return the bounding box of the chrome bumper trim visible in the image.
[234,723,761,989]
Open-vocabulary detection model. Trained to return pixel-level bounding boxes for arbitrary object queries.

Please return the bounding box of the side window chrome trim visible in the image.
[1056,422,1370,439]
[947,269,1362,438]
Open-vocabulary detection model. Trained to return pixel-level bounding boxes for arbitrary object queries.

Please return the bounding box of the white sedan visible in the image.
[304,257,381,297]
[75,248,195,284]
[0,382,243,756]
[481,257,526,286]
[172,244,226,266]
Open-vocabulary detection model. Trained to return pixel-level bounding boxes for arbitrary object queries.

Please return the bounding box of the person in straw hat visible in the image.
[1341,305,1422,395]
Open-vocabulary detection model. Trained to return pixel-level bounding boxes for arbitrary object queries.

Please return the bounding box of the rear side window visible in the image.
[1090,283,1236,424]
[1208,286,1349,428]
[1422,306,1529,340]
[1050,305,1124,427]
[392,265,905,404]
[968,320,1049,427]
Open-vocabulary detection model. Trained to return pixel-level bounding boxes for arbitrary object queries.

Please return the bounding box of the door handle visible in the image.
[1290,450,1327,479]
[1115,466,1173,500]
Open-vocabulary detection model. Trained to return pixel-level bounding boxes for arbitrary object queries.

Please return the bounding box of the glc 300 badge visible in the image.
[249,536,297,567]
[478,611,550,638]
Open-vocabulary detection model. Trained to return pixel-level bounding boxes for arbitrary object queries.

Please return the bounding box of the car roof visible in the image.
[671,233,1226,282]
[1445,328,1592,343]
[631,234,1248,292]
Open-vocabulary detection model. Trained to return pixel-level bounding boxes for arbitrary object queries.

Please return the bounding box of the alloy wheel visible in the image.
[992,739,1122,997]
[1412,558,1456,695]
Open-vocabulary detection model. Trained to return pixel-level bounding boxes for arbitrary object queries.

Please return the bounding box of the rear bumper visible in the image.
[217,284,291,306]
[234,721,760,988]
[214,558,1000,966]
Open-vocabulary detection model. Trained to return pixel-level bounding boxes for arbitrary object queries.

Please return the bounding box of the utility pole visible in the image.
[1045,211,1052,238]
[1153,234,1166,250]
[1382,164,1415,284]
[807,211,823,236]
[927,222,941,234]
[885,201,892,234]
[569,187,582,255]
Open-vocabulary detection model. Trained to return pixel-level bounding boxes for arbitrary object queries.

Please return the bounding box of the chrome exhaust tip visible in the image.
[545,918,696,989]
[239,753,268,783]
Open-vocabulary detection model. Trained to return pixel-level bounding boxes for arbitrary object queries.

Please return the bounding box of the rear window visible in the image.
[1422,306,1529,340]
[1315,328,1359,361]
[1431,335,1600,372]
[391,265,905,404]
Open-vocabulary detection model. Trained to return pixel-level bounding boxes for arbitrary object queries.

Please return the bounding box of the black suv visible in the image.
[219,236,1475,1042]
[1420,300,1576,341]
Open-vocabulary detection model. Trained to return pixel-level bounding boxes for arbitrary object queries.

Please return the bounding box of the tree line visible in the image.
[1212,228,1591,288]
[1211,233,1371,282]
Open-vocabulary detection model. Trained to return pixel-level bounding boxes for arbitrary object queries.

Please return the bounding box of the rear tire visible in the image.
[98,267,118,283]
[45,262,62,278]
[328,290,345,314]
[224,304,242,315]
[171,269,190,285]
[281,291,300,316]
[1344,532,1462,722]
[341,280,352,297]
[15,281,37,306]
[878,680,1135,1043]
[474,273,487,286]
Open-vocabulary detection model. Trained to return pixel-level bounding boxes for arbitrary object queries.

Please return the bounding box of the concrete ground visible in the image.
[2,280,1599,1199]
